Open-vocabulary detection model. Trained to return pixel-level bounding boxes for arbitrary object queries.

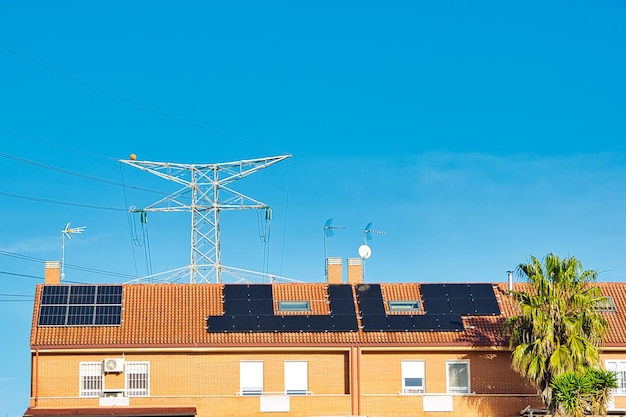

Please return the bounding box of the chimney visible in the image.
[327,257,343,283]
[45,261,61,285]
[347,258,363,284]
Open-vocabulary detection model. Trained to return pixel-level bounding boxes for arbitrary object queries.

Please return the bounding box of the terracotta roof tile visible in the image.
[30,281,626,349]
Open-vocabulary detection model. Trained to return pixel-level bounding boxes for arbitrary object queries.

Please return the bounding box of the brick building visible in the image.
[22,259,626,417]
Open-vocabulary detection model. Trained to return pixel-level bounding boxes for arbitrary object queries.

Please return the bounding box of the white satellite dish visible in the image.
[358,244,372,259]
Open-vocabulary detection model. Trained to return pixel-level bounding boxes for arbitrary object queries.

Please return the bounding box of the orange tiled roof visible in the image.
[29,282,626,349]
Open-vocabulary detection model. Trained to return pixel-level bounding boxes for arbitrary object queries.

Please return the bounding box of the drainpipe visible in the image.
[350,346,355,416]
[356,345,362,416]
[35,347,39,406]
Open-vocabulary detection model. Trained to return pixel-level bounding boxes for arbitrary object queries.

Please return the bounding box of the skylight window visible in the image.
[278,300,311,312]
[388,300,421,312]
[595,296,616,312]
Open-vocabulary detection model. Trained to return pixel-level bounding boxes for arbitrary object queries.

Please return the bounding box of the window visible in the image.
[125,362,149,397]
[446,361,470,394]
[402,360,425,394]
[278,301,310,312]
[606,360,626,394]
[79,362,103,397]
[389,300,421,312]
[285,361,308,395]
[596,296,617,312]
[240,361,263,395]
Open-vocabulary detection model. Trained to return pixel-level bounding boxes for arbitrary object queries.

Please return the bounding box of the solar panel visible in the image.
[248,284,273,300]
[419,283,446,299]
[359,298,386,315]
[328,284,354,299]
[412,314,441,331]
[282,315,309,331]
[362,314,388,331]
[94,305,122,325]
[223,284,250,300]
[41,285,69,305]
[356,283,383,299]
[96,285,122,304]
[448,298,476,315]
[387,314,414,331]
[330,298,356,315]
[67,305,95,325]
[207,315,235,332]
[436,314,464,331]
[38,305,67,326]
[444,284,471,298]
[250,299,274,314]
[307,315,333,331]
[38,285,123,327]
[422,298,452,314]
[224,299,251,314]
[258,314,283,331]
[468,283,494,299]
[233,315,259,331]
[331,314,359,331]
[473,297,501,315]
[69,286,96,304]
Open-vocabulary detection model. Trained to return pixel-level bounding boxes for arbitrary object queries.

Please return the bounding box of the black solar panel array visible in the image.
[420,283,500,316]
[356,284,390,331]
[207,282,498,333]
[355,283,471,332]
[328,284,359,331]
[207,284,359,333]
[38,285,123,326]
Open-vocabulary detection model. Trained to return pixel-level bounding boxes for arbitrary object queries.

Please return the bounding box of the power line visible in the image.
[0,190,126,211]
[0,250,138,280]
[0,148,168,196]
[0,293,33,298]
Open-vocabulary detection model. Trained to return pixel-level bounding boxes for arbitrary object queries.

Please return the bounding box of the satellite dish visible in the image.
[358,244,372,259]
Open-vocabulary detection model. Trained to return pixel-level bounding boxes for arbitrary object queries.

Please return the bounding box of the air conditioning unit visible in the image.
[103,358,124,373]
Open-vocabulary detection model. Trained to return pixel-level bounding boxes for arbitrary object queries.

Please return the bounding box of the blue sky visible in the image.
[1,1,625,415]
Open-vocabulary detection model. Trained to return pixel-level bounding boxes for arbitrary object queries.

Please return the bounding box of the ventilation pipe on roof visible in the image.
[507,270,513,293]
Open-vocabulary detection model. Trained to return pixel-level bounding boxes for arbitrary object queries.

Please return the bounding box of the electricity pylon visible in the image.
[120,154,291,283]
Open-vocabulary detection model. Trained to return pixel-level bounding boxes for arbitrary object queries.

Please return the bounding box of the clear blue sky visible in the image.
[1,1,625,415]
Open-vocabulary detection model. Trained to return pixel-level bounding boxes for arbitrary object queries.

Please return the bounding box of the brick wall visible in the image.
[32,348,626,417]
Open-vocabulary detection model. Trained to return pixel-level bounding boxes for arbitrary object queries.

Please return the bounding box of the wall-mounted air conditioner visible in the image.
[103,358,124,373]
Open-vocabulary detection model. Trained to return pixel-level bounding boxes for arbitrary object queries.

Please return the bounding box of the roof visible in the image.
[29,281,626,349]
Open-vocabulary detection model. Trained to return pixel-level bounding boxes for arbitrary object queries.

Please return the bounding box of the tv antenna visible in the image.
[323,218,346,281]
[61,222,86,281]
[120,154,292,284]
[358,222,386,282]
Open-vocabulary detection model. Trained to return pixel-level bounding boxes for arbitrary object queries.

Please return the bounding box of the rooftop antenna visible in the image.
[120,153,292,284]
[323,218,346,282]
[358,222,386,282]
[61,222,86,281]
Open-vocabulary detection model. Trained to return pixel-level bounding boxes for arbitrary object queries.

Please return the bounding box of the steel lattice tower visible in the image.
[120,154,291,283]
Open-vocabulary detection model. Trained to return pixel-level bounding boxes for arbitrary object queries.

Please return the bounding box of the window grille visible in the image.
[79,362,102,397]
[125,362,149,397]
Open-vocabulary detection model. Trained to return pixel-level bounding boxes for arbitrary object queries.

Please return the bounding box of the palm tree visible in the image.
[551,368,617,417]
[503,253,609,415]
